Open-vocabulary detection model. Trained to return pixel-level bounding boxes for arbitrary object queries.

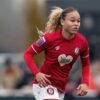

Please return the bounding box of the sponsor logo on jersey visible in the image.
[55,46,60,50]
[36,37,46,46]
[58,54,73,66]
[74,47,80,55]
[47,87,54,95]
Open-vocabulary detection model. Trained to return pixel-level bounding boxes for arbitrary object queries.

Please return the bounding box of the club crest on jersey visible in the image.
[58,54,73,66]
[47,87,54,95]
[36,37,46,46]
[74,47,80,55]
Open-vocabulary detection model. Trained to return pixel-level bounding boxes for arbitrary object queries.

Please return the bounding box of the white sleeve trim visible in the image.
[81,54,89,58]
[43,37,46,42]
[31,45,38,54]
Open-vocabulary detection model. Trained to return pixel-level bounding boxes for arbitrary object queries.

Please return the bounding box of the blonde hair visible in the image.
[37,7,63,37]
[45,7,63,33]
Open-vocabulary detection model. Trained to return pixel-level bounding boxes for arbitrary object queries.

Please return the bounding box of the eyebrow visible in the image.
[70,17,80,19]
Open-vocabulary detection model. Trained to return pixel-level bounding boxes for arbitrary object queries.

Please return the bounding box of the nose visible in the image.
[74,21,79,25]
[74,21,80,27]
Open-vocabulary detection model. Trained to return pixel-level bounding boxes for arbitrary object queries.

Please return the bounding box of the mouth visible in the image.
[73,28,79,31]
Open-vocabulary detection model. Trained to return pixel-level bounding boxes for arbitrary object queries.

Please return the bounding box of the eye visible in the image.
[77,20,80,23]
[70,19,75,22]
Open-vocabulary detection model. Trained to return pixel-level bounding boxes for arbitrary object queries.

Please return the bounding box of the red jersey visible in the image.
[24,29,90,92]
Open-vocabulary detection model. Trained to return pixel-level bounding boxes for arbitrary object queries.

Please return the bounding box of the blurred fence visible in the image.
[0,97,99,100]
[0,97,35,100]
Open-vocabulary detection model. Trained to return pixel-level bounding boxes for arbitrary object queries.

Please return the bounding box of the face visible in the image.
[61,11,80,35]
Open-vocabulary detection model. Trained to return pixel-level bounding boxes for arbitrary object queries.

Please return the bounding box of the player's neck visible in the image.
[62,29,75,40]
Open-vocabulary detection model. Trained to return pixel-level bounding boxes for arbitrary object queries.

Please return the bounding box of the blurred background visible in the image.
[0,0,100,100]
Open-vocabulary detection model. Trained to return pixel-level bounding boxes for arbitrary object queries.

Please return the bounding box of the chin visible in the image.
[72,31,78,34]
[70,32,76,35]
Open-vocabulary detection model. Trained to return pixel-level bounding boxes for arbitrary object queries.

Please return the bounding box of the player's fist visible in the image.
[76,83,88,96]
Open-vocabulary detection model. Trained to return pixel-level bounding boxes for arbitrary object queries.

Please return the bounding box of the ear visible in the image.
[61,19,64,26]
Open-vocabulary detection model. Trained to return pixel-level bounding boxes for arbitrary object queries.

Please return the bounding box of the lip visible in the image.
[73,27,79,31]
[73,27,78,29]
[73,28,78,31]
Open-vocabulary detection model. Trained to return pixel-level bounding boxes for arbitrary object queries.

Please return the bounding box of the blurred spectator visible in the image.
[95,76,100,97]
[64,80,79,100]
[14,62,34,96]
[0,57,23,90]
[15,65,34,89]
[87,60,100,97]
[91,61,100,76]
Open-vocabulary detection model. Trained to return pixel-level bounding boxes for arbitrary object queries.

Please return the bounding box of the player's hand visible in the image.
[36,72,51,87]
[76,83,88,96]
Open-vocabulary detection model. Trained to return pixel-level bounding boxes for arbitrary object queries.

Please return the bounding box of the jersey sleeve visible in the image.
[24,47,39,75]
[80,39,90,86]
[31,34,50,54]
[24,34,51,75]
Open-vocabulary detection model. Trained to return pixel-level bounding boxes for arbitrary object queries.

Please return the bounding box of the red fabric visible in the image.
[24,29,90,93]
[89,76,96,90]
[81,56,90,86]
[80,36,90,86]
[24,47,39,75]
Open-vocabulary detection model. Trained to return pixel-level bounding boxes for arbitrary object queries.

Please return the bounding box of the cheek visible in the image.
[63,21,70,28]
[65,21,73,27]
[62,21,73,30]
[65,22,72,29]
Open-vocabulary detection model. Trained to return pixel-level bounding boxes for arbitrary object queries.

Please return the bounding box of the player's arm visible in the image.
[24,47,39,75]
[24,35,51,86]
[77,39,90,96]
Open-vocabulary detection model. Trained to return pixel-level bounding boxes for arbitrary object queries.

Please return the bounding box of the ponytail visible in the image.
[37,7,63,37]
[45,7,63,33]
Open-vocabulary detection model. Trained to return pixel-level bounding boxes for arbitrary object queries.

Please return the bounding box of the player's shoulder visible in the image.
[76,32,88,43]
[44,31,59,42]
[76,33,89,50]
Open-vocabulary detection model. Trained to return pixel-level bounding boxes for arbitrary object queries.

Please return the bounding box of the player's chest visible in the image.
[47,40,80,55]
[46,41,81,65]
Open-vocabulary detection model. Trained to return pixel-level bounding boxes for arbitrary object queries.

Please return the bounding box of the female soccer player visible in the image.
[24,7,90,100]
